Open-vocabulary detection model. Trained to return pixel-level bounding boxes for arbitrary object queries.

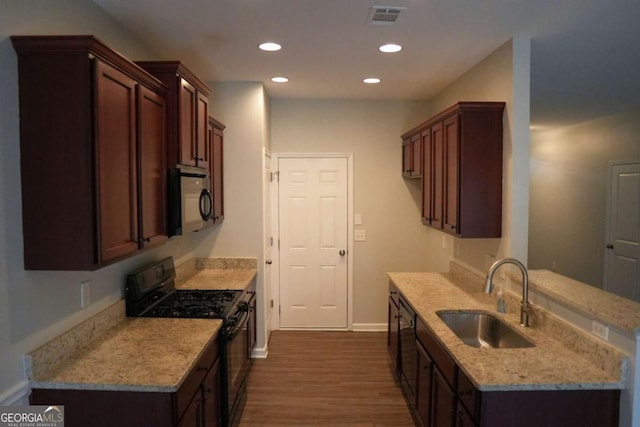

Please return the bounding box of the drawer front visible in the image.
[457,368,480,423]
[175,336,219,421]
[416,317,456,387]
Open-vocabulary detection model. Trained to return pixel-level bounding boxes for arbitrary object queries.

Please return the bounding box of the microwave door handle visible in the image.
[199,189,213,221]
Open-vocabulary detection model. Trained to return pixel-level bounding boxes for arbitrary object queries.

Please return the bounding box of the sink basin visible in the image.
[436,310,535,349]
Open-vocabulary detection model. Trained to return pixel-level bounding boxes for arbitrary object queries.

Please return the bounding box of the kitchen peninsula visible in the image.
[388,261,633,426]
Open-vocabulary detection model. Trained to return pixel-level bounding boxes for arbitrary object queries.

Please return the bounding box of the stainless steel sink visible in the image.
[436,310,535,349]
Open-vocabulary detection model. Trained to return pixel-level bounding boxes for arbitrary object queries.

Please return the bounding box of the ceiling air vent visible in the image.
[367,6,406,26]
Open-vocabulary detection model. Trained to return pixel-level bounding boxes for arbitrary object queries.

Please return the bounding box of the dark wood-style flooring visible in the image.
[238,331,415,426]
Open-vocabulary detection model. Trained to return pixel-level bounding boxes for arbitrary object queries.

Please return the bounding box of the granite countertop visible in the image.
[30,317,222,392]
[177,269,256,291]
[388,271,625,392]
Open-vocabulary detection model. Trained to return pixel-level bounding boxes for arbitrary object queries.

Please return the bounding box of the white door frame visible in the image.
[603,159,640,298]
[271,152,354,331]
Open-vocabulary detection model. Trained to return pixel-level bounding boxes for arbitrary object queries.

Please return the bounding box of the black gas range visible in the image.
[125,257,251,427]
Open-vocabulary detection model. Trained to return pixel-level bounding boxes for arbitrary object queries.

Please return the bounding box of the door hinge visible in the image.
[278,239,280,249]
[270,237,274,246]
[271,299,274,308]
[279,305,281,315]
[271,171,280,182]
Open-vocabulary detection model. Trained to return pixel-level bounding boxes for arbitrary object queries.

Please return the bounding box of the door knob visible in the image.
[266,259,273,265]
[339,250,346,256]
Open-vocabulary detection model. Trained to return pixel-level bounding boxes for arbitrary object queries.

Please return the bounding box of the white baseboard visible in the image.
[251,346,269,359]
[352,323,388,332]
[0,380,30,405]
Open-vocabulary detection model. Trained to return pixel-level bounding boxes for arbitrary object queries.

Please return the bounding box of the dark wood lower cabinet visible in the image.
[431,367,456,427]
[30,337,221,427]
[415,342,433,426]
[389,285,620,427]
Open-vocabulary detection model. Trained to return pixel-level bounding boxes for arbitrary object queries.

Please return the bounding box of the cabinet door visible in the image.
[456,403,478,427]
[95,59,139,263]
[388,296,400,371]
[179,78,197,166]
[203,359,221,427]
[431,367,456,427]
[411,133,422,177]
[431,122,444,229]
[138,86,168,247]
[416,342,433,427]
[211,125,224,223]
[402,137,412,176]
[421,128,433,224]
[443,115,459,234]
[178,394,204,427]
[196,91,209,169]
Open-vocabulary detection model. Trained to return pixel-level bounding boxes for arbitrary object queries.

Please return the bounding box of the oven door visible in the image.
[224,304,250,426]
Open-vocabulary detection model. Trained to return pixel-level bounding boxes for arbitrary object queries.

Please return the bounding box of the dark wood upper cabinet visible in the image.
[208,117,225,224]
[11,35,168,270]
[136,61,211,169]
[402,133,422,178]
[404,102,505,238]
[138,86,168,247]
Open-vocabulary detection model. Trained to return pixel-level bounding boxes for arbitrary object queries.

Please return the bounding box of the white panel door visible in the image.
[279,157,348,328]
[605,162,640,302]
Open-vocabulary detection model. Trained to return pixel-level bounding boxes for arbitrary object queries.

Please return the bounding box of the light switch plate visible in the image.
[354,213,362,226]
[354,229,366,241]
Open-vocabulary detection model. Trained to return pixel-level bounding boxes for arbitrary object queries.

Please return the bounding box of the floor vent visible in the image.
[367,6,406,25]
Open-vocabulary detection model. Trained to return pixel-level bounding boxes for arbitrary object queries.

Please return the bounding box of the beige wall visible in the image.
[270,99,454,324]
[427,38,531,271]
[191,82,270,351]
[529,110,640,287]
[0,0,196,402]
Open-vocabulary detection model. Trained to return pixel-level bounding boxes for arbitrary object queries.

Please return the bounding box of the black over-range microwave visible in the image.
[168,165,212,236]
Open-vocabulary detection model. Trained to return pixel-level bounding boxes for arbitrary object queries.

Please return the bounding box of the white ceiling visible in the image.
[93,0,640,126]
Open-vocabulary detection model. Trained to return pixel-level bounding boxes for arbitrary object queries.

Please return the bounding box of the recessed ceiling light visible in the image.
[379,43,402,53]
[259,42,282,52]
[271,76,289,83]
[363,78,381,84]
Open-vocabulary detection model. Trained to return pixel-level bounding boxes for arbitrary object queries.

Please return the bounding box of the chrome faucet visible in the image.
[485,258,530,327]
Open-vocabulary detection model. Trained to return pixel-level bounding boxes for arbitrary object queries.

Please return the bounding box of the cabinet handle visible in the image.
[606,244,614,249]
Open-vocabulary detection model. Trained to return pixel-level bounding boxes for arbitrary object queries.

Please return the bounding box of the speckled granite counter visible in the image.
[388,270,626,392]
[29,315,222,392]
[527,270,640,333]
[176,257,257,291]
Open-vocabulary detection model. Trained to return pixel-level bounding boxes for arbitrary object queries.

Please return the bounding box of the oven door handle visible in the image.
[226,308,250,340]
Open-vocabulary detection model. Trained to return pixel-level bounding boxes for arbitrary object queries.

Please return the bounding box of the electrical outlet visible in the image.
[81,281,91,308]
[591,320,609,341]
[354,229,366,241]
